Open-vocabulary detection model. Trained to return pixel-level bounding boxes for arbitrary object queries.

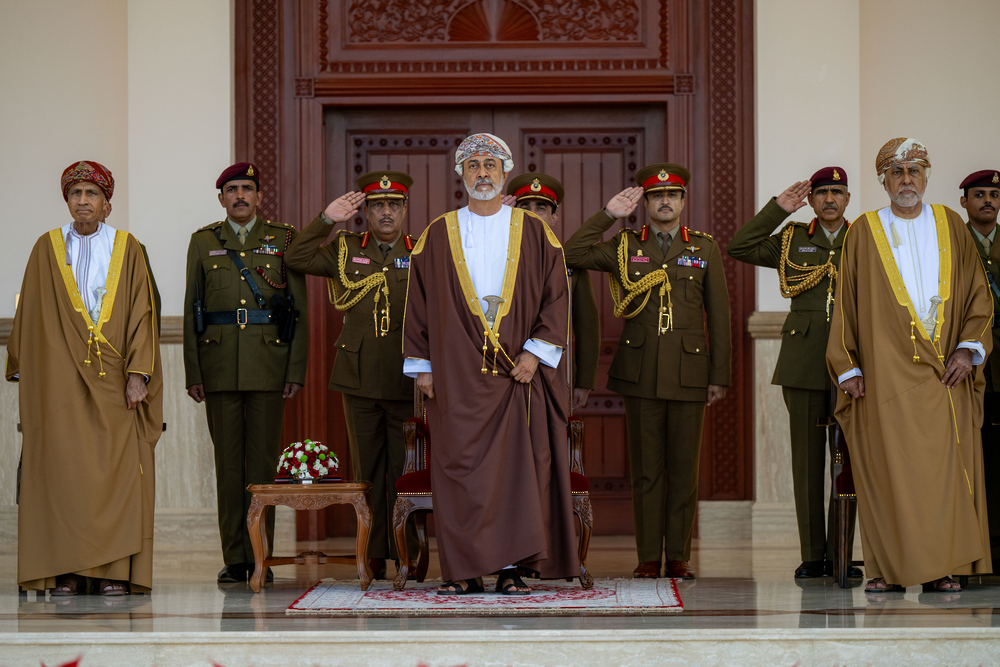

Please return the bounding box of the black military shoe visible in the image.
[217,564,249,583]
[822,561,863,578]
[794,560,827,578]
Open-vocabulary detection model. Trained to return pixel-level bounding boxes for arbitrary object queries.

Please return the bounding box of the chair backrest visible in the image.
[567,416,585,476]
[401,385,429,475]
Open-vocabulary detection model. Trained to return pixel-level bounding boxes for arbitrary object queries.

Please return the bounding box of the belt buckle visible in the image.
[236,308,248,325]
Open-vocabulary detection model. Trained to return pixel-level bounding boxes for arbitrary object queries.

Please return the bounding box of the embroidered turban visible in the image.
[875,138,931,184]
[61,161,114,201]
[454,133,514,175]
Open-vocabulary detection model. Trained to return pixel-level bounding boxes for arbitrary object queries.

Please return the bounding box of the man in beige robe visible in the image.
[827,139,992,592]
[6,161,162,596]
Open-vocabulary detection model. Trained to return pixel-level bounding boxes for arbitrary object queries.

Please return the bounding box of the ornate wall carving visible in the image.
[249,0,279,223]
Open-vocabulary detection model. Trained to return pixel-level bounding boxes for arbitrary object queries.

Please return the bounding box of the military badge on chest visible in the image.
[677,255,707,269]
[394,256,410,269]
[630,249,650,263]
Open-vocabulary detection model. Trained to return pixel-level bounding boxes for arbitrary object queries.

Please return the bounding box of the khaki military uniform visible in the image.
[183,217,308,566]
[569,268,600,392]
[968,221,1000,565]
[564,209,731,562]
[283,213,416,560]
[728,197,848,562]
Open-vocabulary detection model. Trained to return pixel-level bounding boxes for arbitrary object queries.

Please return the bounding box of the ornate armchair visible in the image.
[391,396,594,590]
[819,411,862,588]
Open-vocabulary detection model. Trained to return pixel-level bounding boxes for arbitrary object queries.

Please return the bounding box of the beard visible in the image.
[891,187,921,208]
[466,177,503,201]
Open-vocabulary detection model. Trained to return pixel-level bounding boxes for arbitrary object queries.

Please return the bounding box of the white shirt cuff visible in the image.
[403,358,431,378]
[837,367,863,384]
[524,338,563,369]
[957,341,986,366]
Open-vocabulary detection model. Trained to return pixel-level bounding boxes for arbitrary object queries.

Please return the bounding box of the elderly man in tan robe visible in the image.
[827,139,992,593]
[6,161,162,596]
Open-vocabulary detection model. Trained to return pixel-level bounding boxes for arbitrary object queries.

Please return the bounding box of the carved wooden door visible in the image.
[316,105,664,536]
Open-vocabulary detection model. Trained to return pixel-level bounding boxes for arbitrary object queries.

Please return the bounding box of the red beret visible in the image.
[61,161,114,201]
[216,162,260,190]
[809,166,847,189]
[959,170,1000,191]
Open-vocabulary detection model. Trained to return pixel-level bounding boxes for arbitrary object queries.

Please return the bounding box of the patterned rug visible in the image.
[286,578,682,616]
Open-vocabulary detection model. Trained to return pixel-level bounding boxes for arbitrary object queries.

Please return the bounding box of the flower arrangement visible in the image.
[275,439,339,481]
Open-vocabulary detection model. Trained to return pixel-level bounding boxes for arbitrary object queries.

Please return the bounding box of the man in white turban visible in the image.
[402,133,578,595]
[827,138,993,593]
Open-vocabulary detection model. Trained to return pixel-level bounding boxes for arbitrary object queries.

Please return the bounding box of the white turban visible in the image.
[875,137,932,185]
[454,133,514,175]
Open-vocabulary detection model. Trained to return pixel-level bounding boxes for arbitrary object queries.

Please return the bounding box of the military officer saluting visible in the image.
[728,167,860,579]
[504,173,600,409]
[960,168,1000,574]
[183,162,309,584]
[564,164,732,580]
[284,170,418,580]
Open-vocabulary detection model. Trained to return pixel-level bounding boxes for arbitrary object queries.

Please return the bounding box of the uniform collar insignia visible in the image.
[403,234,414,251]
[807,219,817,236]
[639,225,649,242]
[680,226,690,243]
[360,231,370,248]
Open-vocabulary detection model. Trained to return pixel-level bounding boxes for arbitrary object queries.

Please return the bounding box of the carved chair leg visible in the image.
[247,498,270,593]
[574,494,594,589]
[414,511,430,583]
[392,498,414,590]
[835,497,851,589]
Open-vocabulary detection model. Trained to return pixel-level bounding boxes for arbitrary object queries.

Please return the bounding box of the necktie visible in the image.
[658,231,672,256]
[238,226,248,246]
[982,237,991,256]
[380,243,391,258]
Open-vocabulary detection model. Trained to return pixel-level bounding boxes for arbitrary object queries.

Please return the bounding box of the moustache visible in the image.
[981,205,995,211]
[658,206,672,212]
[379,217,394,223]
[475,178,495,187]
[234,200,248,206]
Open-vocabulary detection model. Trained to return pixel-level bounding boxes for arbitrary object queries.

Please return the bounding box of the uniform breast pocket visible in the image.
[251,255,283,284]
[202,259,232,291]
[677,265,705,302]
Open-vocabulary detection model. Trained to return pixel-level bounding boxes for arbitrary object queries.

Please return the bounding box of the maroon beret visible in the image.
[216,162,260,190]
[809,166,848,189]
[959,170,1000,191]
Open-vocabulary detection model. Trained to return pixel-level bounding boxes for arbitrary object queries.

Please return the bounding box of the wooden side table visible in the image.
[246,481,374,593]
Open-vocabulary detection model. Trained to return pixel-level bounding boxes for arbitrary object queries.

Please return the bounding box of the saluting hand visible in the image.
[500,194,517,207]
[324,191,367,223]
[606,187,644,219]
[776,181,812,214]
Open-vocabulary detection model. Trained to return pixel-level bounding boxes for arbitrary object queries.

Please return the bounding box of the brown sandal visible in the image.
[50,574,86,597]
[864,577,903,593]
[97,579,129,596]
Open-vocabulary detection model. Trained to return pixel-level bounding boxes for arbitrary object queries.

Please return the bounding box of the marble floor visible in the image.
[2,535,999,666]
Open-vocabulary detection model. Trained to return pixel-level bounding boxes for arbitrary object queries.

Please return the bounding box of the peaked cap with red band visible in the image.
[61,161,114,201]
[357,170,412,200]
[634,163,691,193]
[960,170,1000,192]
[217,162,260,190]
[505,172,564,207]
[809,166,848,189]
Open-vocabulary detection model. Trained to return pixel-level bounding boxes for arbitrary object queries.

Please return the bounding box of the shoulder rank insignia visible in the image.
[198,221,223,231]
[394,256,410,269]
[677,255,707,268]
[403,234,415,251]
[639,225,649,242]
[360,231,371,248]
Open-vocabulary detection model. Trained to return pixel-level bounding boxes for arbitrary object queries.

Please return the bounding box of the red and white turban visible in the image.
[454,133,514,175]
[61,160,115,201]
[875,138,931,184]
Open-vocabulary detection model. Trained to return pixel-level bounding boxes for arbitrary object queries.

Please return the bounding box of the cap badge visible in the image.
[530,178,542,192]
[379,175,391,189]
[247,165,255,176]
[833,169,841,181]
[993,173,999,184]
[657,169,669,182]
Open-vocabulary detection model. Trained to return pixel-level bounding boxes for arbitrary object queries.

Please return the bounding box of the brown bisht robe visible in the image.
[7,228,162,592]
[403,207,578,581]
[827,205,992,587]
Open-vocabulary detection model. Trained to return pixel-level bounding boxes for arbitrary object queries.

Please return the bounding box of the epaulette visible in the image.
[689,229,714,240]
[198,221,223,231]
[261,219,293,229]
